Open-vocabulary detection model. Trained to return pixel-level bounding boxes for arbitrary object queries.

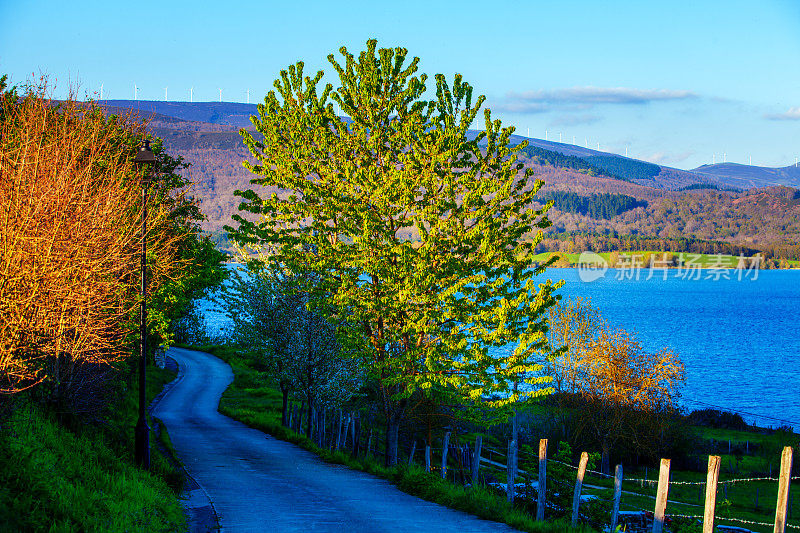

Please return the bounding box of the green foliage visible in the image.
[228,40,561,458]
[145,139,229,349]
[541,191,646,219]
[584,155,661,180]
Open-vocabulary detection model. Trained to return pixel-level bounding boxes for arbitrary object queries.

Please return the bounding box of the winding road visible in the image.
[154,347,521,532]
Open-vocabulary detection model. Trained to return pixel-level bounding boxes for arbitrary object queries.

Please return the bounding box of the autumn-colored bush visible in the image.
[0,81,177,395]
[545,298,687,471]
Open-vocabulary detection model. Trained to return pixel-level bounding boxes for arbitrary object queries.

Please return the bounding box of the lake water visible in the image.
[198,267,800,429]
[533,268,800,429]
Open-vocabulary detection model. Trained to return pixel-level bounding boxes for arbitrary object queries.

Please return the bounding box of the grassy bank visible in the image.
[0,366,186,532]
[533,251,800,269]
[187,343,592,533]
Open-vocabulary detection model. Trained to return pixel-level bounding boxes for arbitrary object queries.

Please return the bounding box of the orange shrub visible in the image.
[0,83,175,394]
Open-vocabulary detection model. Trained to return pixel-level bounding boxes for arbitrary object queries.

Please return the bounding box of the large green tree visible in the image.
[228,40,560,465]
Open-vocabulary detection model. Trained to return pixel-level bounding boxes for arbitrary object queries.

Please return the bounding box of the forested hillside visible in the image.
[104,102,800,260]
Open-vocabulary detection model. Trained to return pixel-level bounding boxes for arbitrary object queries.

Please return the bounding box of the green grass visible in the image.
[189,344,595,533]
[0,366,187,532]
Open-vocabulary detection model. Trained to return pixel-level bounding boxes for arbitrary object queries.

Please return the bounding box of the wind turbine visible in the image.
[247,89,250,104]
[625,146,628,157]
[545,129,548,141]
[723,152,726,163]
[559,132,562,143]
[189,87,193,103]
[164,86,168,102]
[134,84,138,101]
[527,127,530,138]
[100,83,103,100]
[573,135,576,145]
[218,88,222,102]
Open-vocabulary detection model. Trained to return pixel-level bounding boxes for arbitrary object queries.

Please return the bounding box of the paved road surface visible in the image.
[154,347,521,533]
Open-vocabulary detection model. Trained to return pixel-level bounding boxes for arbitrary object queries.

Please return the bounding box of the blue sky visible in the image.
[2,0,799,170]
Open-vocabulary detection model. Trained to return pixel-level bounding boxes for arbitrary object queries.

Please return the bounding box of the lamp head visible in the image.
[134,139,156,166]
[133,139,156,186]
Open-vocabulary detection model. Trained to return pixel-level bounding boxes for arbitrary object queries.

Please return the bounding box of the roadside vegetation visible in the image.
[0,75,227,529]
[0,366,184,532]
[182,343,593,533]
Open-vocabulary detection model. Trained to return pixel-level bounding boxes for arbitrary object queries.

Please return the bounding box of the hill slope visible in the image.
[692,162,800,189]
[101,100,800,255]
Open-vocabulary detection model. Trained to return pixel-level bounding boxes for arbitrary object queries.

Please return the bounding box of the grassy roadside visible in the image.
[191,343,799,533]
[0,365,187,532]
[187,343,593,533]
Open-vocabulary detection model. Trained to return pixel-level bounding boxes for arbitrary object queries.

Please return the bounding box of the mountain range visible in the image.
[101,100,800,257]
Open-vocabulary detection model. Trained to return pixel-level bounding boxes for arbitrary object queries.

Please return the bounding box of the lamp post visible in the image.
[133,139,155,469]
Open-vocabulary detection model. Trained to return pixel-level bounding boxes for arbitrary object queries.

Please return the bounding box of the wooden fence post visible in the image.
[425,444,431,473]
[774,446,794,533]
[507,439,518,502]
[441,431,451,479]
[610,464,623,533]
[472,435,483,486]
[571,452,589,526]
[653,458,671,533]
[703,455,721,533]
[408,441,417,466]
[537,438,548,521]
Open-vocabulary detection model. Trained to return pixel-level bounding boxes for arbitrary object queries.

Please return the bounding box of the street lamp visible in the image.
[133,139,155,469]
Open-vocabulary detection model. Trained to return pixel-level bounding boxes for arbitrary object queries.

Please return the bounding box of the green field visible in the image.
[534,251,799,269]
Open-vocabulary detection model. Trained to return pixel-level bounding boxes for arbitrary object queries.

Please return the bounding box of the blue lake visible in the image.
[199,267,800,428]
[532,268,800,429]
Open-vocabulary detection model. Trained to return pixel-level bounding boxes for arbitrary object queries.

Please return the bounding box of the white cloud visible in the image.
[641,151,694,166]
[764,106,800,120]
[506,86,697,106]
[490,101,548,114]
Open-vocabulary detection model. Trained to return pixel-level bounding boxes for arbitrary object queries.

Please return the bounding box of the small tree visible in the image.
[547,299,685,472]
[220,259,359,428]
[576,329,685,472]
[228,40,560,465]
[545,297,603,393]
[287,305,361,437]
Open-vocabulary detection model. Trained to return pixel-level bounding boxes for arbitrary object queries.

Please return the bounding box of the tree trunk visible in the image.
[383,397,406,467]
[385,416,401,467]
[601,439,611,475]
[280,385,289,427]
[352,413,361,457]
[298,401,305,433]
[305,394,313,437]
